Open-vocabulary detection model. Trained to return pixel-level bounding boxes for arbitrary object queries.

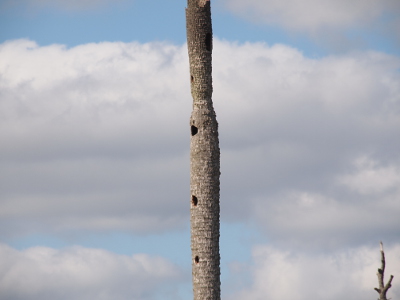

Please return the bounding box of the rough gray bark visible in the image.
[374,242,394,300]
[186,0,221,299]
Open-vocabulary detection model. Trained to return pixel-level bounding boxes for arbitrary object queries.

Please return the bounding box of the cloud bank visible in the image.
[1,39,399,247]
[1,37,399,300]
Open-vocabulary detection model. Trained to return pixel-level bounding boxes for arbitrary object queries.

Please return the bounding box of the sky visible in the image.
[0,0,399,299]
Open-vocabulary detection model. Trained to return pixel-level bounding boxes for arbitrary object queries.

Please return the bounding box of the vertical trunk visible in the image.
[186,1,221,299]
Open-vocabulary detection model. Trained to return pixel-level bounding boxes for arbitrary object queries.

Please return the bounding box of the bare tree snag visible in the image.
[374,242,394,300]
[186,0,221,299]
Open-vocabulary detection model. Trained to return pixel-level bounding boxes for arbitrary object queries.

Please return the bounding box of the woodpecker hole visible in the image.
[195,256,199,264]
[205,33,212,51]
[190,75,194,83]
[191,195,198,206]
[191,125,198,136]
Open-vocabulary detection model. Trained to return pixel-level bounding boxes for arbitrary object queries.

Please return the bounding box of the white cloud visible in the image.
[0,39,192,236]
[0,39,399,249]
[211,40,400,248]
[0,243,184,300]
[227,244,400,300]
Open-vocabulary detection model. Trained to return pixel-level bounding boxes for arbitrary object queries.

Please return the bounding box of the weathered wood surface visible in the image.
[186,0,221,299]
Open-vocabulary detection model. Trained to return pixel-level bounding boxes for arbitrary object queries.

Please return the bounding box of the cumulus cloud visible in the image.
[1,38,399,252]
[227,244,400,300]
[0,243,184,300]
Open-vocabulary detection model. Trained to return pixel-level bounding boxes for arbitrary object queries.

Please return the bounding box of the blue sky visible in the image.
[1,0,400,299]
[2,0,398,55]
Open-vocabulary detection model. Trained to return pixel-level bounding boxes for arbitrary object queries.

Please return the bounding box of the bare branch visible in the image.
[375,242,394,300]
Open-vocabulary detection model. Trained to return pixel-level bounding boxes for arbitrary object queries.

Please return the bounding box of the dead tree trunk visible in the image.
[374,242,394,300]
[186,0,221,299]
